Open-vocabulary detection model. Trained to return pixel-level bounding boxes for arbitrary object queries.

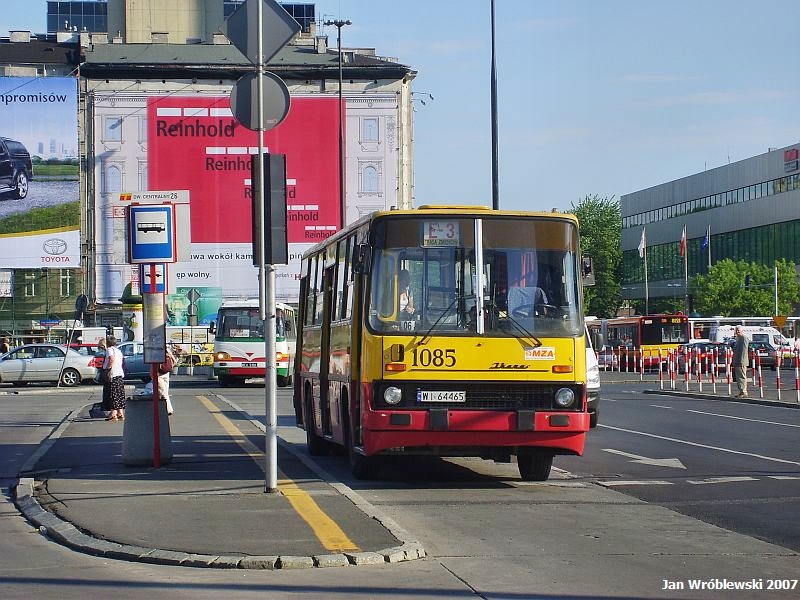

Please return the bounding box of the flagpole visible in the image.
[644,240,649,315]
[707,224,711,269]
[684,239,689,314]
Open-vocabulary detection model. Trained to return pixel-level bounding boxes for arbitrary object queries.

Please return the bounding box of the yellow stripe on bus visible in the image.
[196,395,359,552]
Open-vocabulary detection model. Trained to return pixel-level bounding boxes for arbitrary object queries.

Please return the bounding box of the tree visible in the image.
[569,195,622,318]
[689,259,800,316]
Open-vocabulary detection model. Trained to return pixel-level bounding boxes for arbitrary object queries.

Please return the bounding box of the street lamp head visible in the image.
[324,19,352,28]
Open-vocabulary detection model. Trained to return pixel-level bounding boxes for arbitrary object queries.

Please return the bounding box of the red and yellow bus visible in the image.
[591,314,689,367]
[293,206,593,481]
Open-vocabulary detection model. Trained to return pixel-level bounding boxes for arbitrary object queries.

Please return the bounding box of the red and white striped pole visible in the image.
[726,348,732,396]
[685,347,691,391]
[710,347,717,394]
[756,353,764,399]
[639,348,644,381]
[696,348,703,392]
[776,352,782,401]
[795,351,800,404]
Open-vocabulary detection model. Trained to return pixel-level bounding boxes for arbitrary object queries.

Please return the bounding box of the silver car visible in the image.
[0,344,98,387]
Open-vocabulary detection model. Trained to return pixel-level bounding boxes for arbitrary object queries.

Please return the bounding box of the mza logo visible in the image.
[525,347,556,360]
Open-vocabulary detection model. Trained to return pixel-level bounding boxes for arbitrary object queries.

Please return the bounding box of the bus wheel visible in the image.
[219,375,232,387]
[348,445,379,480]
[277,374,291,387]
[517,451,553,481]
[305,397,328,456]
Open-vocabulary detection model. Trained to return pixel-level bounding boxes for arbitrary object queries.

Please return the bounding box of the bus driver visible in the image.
[398,269,415,319]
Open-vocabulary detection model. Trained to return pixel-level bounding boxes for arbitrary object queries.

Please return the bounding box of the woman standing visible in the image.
[104,336,126,421]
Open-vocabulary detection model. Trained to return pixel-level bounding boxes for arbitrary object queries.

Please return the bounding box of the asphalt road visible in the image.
[559,382,800,552]
[1,380,799,599]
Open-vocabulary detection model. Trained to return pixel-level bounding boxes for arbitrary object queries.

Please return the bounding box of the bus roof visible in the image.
[301,207,580,260]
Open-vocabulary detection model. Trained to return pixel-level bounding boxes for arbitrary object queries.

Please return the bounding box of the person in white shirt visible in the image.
[104,336,126,421]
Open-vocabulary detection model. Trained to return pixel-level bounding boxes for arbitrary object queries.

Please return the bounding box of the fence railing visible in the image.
[596,346,800,403]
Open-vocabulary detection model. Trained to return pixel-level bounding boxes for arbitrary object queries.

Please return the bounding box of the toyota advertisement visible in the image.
[0,77,80,268]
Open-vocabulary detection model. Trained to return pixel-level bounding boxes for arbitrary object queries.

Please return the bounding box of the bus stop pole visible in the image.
[255,0,278,494]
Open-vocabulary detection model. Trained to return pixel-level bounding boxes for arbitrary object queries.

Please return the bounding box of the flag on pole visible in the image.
[638,227,646,258]
[679,225,687,257]
[701,225,709,249]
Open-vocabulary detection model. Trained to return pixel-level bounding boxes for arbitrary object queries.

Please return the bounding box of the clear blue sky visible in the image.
[3,1,798,212]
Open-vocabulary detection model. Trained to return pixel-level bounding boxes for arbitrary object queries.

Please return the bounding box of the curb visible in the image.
[642,388,800,409]
[13,400,427,569]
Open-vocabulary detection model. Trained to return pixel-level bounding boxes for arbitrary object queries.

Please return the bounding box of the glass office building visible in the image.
[47,1,108,33]
[47,1,315,35]
[621,142,800,300]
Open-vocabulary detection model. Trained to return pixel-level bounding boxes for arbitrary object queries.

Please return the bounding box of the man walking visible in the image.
[731,326,750,398]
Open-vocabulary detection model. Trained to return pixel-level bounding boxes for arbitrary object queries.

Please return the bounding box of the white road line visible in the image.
[597,480,673,487]
[687,476,758,485]
[650,404,673,409]
[598,424,800,466]
[768,475,800,480]
[687,409,800,428]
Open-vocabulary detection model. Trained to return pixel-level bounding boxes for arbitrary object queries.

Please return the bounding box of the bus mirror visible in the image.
[581,256,595,286]
[352,243,371,274]
[208,321,216,334]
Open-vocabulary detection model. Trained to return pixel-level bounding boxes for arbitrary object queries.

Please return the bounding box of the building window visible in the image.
[139,116,147,144]
[103,116,123,142]
[60,269,74,297]
[104,164,122,193]
[24,271,36,297]
[359,162,380,194]
[361,117,379,143]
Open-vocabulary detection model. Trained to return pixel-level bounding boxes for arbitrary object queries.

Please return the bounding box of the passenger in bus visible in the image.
[731,326,750,398]
[398,269,415,319]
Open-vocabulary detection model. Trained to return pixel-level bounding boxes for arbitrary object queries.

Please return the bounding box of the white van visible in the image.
[586,327,600,428]
[712,325,787,348]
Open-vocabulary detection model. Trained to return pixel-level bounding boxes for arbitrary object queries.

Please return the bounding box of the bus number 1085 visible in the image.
[411,347,457,367]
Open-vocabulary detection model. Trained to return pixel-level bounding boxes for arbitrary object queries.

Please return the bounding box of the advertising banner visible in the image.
[0,77,79,268]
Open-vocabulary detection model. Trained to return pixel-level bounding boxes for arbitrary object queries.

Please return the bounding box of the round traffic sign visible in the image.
[230,71,291,131]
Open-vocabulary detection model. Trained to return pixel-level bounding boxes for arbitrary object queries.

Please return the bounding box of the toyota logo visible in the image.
[42,238,68,255]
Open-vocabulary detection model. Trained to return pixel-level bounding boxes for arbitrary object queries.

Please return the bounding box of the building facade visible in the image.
[0,1,416,340]
[621,143,800,305]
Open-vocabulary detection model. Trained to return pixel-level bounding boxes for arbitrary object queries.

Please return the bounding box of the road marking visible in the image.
[603,448,686,469]
[196,395,359,552]
[597,480,673,487]
[650,404,673,409]
[768,475,800,480]
[599,424,800,466]
[687,409,800,428]
[687,476,758,485]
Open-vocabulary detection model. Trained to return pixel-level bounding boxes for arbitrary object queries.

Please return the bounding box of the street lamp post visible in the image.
[324,19,351,230]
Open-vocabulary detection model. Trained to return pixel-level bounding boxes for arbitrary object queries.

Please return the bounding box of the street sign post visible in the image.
[224,0,300,494]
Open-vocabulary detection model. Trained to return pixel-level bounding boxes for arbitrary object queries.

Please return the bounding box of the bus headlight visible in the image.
[554,387,575,408]
[383,386,403,405]
[215,351,231,361]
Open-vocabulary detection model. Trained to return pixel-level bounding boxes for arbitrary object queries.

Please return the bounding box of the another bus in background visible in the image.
[595,315,689,368]
[212,300,296,387]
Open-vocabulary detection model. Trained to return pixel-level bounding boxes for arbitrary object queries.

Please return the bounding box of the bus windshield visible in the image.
[217,308,264,340]
[367,216,582,337]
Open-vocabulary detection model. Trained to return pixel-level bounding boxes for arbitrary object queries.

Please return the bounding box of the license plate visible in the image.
[241,362,257,367]
[417,390,466,403]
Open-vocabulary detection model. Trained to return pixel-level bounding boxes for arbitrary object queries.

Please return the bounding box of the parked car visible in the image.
[748,340,777,371]
[676,341,729,373]
[117,341,152,382]
[0,137,33,199]
[596,348,619,371]
[0,344,97,387]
